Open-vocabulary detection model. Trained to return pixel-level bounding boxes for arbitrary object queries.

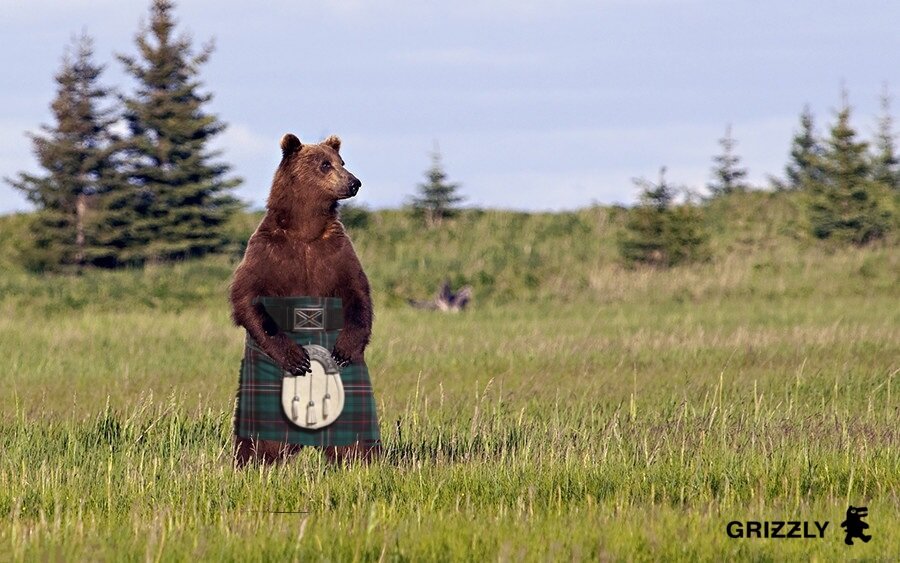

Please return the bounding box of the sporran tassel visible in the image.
[306,369,316,425]
[322,393,331,418]
[291,376,301,421]
[291,396,300,421]
[306,400,316,425]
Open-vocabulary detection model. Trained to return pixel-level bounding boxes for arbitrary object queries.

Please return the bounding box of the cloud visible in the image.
[216,123,272,159]
[306,0,694,19]
[464,170,630,210]
[338,115,799,211]
[393,47,546,68]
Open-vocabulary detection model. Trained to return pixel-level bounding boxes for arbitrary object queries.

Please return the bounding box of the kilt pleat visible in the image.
[233,296,381,448]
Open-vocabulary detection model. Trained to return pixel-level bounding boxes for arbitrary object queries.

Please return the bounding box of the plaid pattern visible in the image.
[234,296,381,447]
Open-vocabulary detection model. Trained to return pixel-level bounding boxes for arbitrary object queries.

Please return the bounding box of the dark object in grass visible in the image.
[408,279,473,312]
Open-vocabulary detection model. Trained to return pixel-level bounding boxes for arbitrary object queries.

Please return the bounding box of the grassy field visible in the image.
[0,192,898,560]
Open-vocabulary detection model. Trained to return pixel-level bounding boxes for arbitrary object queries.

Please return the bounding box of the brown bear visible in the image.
[229,133,377,466]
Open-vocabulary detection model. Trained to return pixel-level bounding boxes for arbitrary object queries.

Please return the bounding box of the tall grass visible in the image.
[0,193,898,560]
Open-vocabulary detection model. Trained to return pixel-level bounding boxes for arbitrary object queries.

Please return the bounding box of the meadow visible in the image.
[0,191,898,560]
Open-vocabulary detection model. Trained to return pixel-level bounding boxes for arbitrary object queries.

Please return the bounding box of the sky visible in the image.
[1,0,899,213]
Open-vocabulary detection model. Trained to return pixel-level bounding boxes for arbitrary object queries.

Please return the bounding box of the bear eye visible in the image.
[320,160,332,172]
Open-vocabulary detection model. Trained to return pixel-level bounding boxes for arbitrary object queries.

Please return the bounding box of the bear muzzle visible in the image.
[345,176,362,198]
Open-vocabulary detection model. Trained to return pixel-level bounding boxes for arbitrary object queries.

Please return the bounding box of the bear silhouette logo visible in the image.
[840,505,872,546]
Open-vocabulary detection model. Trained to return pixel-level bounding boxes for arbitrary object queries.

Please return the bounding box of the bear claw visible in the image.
[331,349,352,368]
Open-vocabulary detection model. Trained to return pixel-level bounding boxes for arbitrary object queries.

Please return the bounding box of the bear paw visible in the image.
[273,333,311,375]
[331,341,359,368]
[331,347,352,368]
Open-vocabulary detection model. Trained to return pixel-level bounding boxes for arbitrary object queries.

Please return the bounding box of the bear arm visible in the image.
[230,268,270,340]
[230,258,301,367]
[333,253,373,362]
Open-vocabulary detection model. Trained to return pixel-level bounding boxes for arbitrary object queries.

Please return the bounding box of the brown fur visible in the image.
[230,133,377,467]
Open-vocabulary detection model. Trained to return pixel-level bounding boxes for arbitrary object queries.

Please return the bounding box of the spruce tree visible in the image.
[410,145,464,227]
[117,0,240,262]
[707,124,749,197]
[872,87,900,192]
[619,167,707,267]
[784,105,824,191]
[5,33,120,271]
[808,91,891,245]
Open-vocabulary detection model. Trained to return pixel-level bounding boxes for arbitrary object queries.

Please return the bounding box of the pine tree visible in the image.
[808,91,891,245]
[619,167,707,267]
[784,105,824,191]
[5,33,120,271]
[410,145,464,227]
[117,0,240,263]
[872,86,900,192]
[708,124,749,197]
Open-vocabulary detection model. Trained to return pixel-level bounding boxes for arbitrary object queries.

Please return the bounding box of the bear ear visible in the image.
[280,133,302,158]
[322,135,341,154]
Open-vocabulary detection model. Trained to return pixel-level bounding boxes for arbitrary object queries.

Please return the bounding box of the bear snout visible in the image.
[346,176,362,197]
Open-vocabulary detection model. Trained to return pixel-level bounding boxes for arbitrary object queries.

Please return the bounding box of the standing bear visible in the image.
[230,133,381,466]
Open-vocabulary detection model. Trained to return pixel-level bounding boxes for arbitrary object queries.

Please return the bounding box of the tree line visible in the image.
[619,89,898,267]
[9,0,466,272]
[6,0,240,271]
[6,0,897,272]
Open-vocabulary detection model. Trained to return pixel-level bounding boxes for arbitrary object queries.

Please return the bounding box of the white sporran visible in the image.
[281,344,345,429]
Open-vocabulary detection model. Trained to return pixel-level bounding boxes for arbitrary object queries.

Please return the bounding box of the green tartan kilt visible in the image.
[233,296,381,448]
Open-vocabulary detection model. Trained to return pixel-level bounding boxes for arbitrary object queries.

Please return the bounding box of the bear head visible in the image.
[267,133,362,218]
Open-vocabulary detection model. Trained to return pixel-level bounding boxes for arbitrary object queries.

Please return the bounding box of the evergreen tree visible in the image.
[619,167,707,267]
[410,145,464,228]
[707,124,749,197]
[808,91,891,245]
[872,86,900,192]
[784,105,824,191]
[117,0,240,262]
[5,33,120,271]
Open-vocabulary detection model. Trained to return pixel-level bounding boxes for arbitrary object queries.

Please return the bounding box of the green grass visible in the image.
[1,192,898,560]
